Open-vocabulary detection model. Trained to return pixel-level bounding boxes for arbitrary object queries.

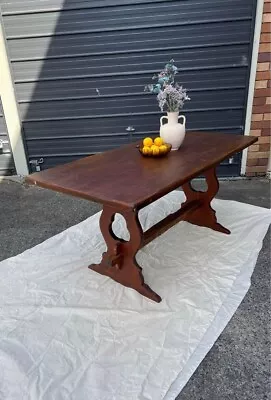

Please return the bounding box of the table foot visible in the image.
[89,259,161,303]
[88,206,162,303]
[181,167,230,235]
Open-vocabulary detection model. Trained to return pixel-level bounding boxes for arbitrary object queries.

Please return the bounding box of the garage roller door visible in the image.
[0,0,256,175]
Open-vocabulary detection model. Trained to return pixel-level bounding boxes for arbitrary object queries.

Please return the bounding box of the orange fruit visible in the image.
[151,145,160,156]
[154,137,164,147]
[142,146,152,155]
[159,144,168,154]
[143,137,153,147]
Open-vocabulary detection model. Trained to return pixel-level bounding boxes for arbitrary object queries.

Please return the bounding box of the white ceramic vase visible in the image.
[160,112,186,150]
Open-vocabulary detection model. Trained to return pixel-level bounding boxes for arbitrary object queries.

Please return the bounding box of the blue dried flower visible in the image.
[158,76,170,85]
[151,84,161,94]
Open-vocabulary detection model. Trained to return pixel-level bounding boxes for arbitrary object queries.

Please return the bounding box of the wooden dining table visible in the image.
[27,131,257,303]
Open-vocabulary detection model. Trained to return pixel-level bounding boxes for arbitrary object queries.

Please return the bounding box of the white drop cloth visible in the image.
[0,191,270,400]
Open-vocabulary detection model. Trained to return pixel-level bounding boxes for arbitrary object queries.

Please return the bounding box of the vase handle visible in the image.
[160,115,168,127]
[178,115,186,126]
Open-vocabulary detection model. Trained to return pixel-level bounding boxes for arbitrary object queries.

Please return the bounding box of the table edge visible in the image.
[26,135,257,210]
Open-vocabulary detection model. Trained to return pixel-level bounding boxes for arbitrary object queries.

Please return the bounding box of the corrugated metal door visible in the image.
[0,0,256,175]
[0,97,15,175]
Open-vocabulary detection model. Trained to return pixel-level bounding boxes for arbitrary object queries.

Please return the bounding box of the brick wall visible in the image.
[246,0,271,177]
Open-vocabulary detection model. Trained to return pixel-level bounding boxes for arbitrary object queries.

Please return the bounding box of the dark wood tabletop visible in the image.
[27,131,256,209]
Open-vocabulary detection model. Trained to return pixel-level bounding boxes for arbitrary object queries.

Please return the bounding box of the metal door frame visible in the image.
[241,0,264,175]
[0,10,29,175]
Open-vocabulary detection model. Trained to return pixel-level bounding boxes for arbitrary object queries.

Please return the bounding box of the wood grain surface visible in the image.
[27,131,257,210]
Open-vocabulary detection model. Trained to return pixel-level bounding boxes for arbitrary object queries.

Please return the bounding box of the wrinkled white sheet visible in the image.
[0,191,270,400]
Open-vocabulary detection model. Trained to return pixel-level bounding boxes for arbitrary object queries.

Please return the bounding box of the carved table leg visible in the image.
[181,167,230,234]
[89,206,162,303]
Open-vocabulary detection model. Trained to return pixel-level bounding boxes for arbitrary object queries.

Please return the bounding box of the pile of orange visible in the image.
[141,137,169,156]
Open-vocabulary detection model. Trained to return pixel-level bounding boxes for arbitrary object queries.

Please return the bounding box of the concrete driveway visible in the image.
[0,178,270,400]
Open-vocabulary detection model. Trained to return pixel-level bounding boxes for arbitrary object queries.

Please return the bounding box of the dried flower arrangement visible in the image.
[144,59,190,112]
